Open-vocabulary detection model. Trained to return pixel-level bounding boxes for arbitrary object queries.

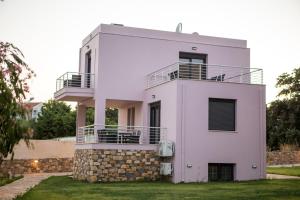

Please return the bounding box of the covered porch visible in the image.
[76,99,166,146]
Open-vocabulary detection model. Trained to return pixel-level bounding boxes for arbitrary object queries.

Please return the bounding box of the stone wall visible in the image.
[73,149,160,182]
[267,151,300,165]
[0,158,73,176]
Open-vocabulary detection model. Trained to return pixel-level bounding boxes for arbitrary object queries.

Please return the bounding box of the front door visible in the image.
[149,102,161,144]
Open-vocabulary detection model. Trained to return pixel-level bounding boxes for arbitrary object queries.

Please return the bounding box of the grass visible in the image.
[17,176,300,200]
[0,176,23,186]
[267,166,300,177]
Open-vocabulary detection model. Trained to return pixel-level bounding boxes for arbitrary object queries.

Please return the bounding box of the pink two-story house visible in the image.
[54,24,266,183]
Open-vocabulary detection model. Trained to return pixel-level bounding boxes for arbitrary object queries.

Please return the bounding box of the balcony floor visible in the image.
[54,87,94,101]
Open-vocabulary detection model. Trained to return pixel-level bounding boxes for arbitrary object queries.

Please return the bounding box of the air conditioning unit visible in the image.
[160,163,172,175]
[159,141,174,157]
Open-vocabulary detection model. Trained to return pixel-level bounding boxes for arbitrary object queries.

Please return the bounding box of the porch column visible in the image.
[76,104,86,132]
[94,97,105,125]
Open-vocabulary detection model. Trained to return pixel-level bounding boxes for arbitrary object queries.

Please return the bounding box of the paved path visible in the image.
[267,173,300,179]
[268,164,300,168]
[0,172,71,200]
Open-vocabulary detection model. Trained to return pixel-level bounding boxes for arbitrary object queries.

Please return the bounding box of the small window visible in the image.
[208,163,234,181]
[127,107,135,127]
[209,98,236,131]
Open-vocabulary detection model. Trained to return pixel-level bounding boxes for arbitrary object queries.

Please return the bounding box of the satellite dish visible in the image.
[176,23,182,33]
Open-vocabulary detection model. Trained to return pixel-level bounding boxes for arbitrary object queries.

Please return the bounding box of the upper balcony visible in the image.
[146,62,263,89]
[54,72,95,101]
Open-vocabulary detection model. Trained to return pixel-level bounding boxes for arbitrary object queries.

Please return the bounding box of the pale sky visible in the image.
[0,0,299,103]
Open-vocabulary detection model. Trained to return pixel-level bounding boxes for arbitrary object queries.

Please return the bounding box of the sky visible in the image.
[0,0,299,103]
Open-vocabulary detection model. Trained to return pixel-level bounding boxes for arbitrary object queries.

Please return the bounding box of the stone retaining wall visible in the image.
[0,158,73,177]
[73,149,160,182]
[267,151,300,165]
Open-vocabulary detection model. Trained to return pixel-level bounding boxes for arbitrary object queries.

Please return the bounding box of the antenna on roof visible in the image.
[176,23,182,33]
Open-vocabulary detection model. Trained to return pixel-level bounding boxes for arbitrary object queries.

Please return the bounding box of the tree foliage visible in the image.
[32,100,76,139]
[105,108,118,125]
[85,107,118,126]
[0,42,35,164]
[276,68,300,98]
[267,67,300,150]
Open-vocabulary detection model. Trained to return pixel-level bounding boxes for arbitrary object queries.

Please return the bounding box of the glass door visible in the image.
[85,51,91,88]
[179,52,207,80]
[149,102,161,144]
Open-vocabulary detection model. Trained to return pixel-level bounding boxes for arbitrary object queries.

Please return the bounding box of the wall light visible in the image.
[192,47,197,50]
[152,95,156,99]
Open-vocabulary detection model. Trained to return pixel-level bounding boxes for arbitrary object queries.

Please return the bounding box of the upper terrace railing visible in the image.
[56,72,95,92]
[146,62,263,88]
[77,125,167,145]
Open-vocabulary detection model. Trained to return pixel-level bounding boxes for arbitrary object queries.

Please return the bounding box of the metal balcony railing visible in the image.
[56,72,95,92]
[76,125,167,145]
[146,62,263,88]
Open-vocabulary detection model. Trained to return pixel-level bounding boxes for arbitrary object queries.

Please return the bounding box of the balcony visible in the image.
[54,72,95,101]
[76,125,167,145]
[146,62,263,88]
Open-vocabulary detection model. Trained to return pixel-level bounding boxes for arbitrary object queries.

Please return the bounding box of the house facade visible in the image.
[54,24,266,183]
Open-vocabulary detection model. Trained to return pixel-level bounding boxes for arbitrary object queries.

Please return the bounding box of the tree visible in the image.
[0,42,35,165]
[267,67,300,150]
[276,68,300,98]
[84,107,118,126]
[105,108,118,125]
[32,100,76,139]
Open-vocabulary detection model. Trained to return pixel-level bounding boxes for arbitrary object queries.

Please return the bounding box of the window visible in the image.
[209,98,236,131]
[127,107,135,127]
[208,163,234,181]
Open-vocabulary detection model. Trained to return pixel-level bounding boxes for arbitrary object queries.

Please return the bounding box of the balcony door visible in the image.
[149,101,161,144]
[179,52,207,80]
[85,51,91,88]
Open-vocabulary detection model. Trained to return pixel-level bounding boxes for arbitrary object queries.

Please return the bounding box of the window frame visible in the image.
[208,98,237,132]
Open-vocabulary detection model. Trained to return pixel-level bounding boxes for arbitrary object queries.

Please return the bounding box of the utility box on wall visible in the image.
[160,163,172,175]
[159,141,174,157]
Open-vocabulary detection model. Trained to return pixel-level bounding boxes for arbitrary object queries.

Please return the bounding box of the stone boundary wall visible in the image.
[267,151,300,165]
[73,149,160,182]
[0,158,73,177]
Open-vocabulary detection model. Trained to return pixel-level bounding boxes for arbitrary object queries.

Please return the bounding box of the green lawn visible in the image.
[0,176,23,186]
[267,166,300,177]
[17,176,300,200]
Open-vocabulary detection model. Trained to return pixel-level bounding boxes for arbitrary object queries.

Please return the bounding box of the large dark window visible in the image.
[208,163,234,181]
[209,98,236,131]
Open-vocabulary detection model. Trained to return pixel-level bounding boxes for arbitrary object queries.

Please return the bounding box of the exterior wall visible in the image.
[5,140,75,160]
[73,148,160,182]
[1,140,75,176]
[93,24,250,126]
[144,81,178,142]
[173,80,265,182]
[117,102,143,126]
[0,158,73,176]
[267,151,300,165]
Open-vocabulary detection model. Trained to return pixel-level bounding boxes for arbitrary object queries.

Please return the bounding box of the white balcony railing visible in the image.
[77,125,167,145]
[56,72,95,92]
[146,62,263,88]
